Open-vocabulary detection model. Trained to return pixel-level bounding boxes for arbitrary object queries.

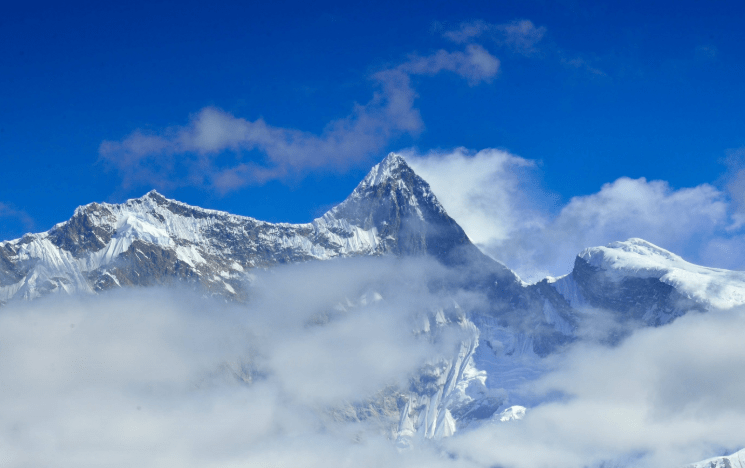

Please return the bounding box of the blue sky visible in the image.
[2,0,745,274]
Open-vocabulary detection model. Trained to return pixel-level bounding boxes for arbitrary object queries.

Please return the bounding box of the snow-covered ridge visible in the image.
[578,238,745,309]
[0,190,381,302]
[0,153,466,303]
[689,448,745,468]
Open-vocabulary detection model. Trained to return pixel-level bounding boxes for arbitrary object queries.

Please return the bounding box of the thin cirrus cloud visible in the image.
[98,44,500,194]
[0,202,35,232]
[443,19,547,56]
[442,19,605,75]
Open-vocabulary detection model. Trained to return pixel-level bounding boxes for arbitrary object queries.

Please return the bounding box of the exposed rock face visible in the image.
[47,203,116,257]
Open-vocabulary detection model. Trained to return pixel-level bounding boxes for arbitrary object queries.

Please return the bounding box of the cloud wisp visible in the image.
[0,202,35,233]
[99,45,499,194]
[405,147,545,247]
[443,19,547,56]
[442,19,605,75]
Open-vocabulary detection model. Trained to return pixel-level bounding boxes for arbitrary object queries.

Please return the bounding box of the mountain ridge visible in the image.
[0,153,497,303]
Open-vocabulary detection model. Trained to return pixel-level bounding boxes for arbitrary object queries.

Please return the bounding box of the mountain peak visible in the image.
[318,152,496,266]
[380,151,407,169]
[140,189,170,204]
[360,152,410,188]
[326,152,444,223]
[579,238,682,272]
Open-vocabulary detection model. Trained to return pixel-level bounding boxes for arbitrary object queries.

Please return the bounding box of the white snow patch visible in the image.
[497,405,526,422]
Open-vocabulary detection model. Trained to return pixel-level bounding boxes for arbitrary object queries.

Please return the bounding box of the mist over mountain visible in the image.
[2,153,744,468]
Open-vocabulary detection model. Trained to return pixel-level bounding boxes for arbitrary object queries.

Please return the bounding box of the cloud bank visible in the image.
[3,254,745,468]
[99,45,499,194]
[0,257,478,468]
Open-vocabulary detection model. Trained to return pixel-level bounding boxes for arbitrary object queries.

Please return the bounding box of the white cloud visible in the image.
[99,45,500,194]
[442,20,492,44]
[699,234,745,270]
[721,147,745,229]
[394,44,500,85]
[0,257,478,467]
[508,177,728,277]
[3,236,745,467]
[559,55,607,76]
[497,20,547,55]
[405,147,543,246]
[444,19,607,76]
[406,148,734,281]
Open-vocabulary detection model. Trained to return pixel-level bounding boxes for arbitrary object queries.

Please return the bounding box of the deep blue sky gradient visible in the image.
[2,0,745,240]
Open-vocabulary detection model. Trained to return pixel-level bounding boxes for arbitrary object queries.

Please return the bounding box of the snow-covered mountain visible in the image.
[549,238,745,326]
[0,153,486,304]
[3,152,745,463]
